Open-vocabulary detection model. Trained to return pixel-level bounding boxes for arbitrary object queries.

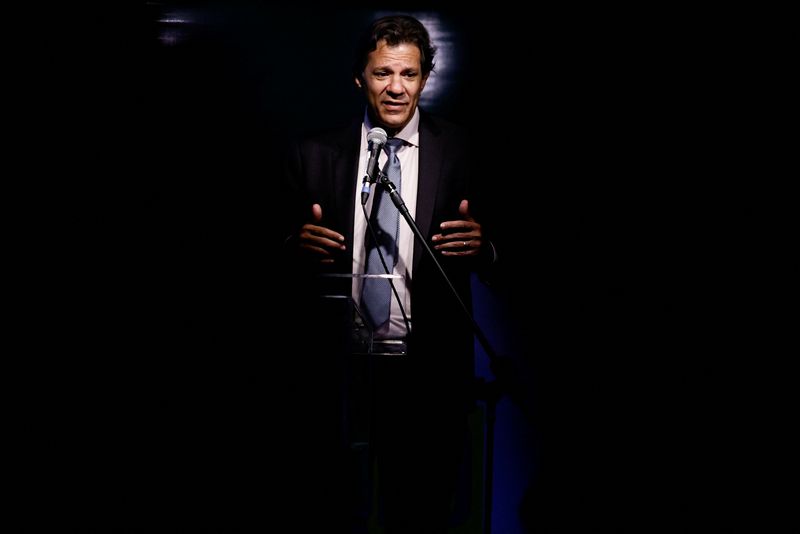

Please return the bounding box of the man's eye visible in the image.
[374,71,388,78]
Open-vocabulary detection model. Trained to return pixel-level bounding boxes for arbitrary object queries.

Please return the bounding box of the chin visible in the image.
[380,115,408,130]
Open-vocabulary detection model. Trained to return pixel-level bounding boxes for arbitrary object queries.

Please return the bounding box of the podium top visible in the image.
[315,272,400,298]
[320,273,401,279]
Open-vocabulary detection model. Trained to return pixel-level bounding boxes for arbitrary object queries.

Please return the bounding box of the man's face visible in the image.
[357,40,428,133]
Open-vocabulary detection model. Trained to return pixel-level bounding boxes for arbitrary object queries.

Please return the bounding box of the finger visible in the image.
[459,199,475,222]
[300,243,332,256]
[438,220,480,232]
[431,222,481,244]
[303,224,346,244]
[315,236,347,250]
[432,231,478,242]
[433,238,482,251]
[311,203,323,223]
[441,248,480,257]
[300,232,346,252]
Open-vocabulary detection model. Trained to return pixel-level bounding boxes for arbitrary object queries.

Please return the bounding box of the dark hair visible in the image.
[352,15,436,80]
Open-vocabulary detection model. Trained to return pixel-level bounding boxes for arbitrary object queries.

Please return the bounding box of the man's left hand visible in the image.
[432,199,482,256]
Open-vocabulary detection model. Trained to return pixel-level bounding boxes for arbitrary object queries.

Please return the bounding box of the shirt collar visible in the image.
[363,107,420,148]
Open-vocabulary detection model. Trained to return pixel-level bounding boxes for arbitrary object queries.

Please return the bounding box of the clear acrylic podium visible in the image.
[316,273,403,526]
[316,273,402,356]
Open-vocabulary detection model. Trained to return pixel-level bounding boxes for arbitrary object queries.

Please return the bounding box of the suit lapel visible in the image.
[332,121,361,263]
[414,115,441,273]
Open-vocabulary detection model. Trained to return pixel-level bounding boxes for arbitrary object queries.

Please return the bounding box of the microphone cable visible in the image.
[361,201,411,338]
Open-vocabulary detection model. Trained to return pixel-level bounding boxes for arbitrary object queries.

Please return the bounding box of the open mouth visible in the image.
[383,101,406,110]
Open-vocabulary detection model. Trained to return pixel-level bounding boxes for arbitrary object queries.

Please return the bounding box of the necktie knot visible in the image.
[384,137,404,157]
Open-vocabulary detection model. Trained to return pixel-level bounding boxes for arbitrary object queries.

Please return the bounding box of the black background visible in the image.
[15,2,792,531]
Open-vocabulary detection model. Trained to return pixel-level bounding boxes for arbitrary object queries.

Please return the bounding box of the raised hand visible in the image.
[431,199,482,257]
[297,203,346,264]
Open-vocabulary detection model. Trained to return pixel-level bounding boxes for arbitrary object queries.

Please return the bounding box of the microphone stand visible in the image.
[377,172,509,534]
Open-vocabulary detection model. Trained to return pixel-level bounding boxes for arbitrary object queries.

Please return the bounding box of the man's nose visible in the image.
[386,75,403,95]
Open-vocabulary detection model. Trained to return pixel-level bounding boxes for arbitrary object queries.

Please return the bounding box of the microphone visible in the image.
[361,127,387,205]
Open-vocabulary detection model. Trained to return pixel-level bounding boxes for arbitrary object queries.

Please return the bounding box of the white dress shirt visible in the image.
[352,108,420,339]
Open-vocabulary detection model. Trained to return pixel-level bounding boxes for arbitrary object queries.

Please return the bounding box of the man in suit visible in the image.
[280,15,495,533]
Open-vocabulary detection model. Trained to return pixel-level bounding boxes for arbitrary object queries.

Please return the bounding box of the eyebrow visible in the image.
[372,66,418,73]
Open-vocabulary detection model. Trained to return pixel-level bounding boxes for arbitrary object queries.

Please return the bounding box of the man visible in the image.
[281,15,495,533]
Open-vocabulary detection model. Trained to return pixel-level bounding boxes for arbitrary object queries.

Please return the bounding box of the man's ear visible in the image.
[420,73,429,91]
[354,76,363,89]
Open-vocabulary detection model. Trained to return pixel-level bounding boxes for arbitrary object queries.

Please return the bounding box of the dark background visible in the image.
[18,2,791,532]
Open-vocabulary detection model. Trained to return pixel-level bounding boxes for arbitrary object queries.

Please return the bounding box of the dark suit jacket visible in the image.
[281,111,488,403]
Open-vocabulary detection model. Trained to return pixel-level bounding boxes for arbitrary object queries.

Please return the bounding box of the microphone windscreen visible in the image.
[367,127,387,146]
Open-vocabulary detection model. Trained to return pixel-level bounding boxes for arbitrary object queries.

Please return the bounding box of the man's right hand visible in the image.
[297,203,346,264]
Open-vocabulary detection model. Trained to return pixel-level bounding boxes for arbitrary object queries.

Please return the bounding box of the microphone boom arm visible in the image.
[379,172,519,534]
[377,174,500,365]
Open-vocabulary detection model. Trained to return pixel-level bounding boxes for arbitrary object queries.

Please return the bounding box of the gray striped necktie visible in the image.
[361,138,403,330]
